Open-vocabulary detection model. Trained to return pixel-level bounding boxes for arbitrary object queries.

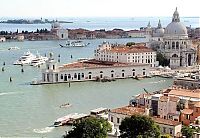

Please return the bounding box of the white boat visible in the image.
[8,47,20,50]
[30,53,48,67]
[53,113,89,127]
[59,40,90,48]
[13,51,36,65]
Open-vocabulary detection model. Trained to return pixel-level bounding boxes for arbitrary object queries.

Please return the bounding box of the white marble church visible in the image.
[150,8,197,68]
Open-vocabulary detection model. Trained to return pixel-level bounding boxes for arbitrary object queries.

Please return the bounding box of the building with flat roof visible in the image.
[37,58,150,84]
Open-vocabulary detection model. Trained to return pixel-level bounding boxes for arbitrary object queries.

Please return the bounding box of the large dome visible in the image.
[164,22,187,36]
[164,8,188,37]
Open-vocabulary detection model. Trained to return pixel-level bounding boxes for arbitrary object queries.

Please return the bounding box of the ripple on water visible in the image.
[33,127,54,134]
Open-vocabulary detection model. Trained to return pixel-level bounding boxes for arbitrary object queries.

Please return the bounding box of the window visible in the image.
[68,74,71,79]
[163,127,166,133]
[117,118,120,123]
[53,65,55,70]
[111,116,113,122]
[74,73,77,78]
[186,114,190,120]
[169,128,173,135]
[172,42,175,49]
[143,71,146,76]
[82,73,84,78]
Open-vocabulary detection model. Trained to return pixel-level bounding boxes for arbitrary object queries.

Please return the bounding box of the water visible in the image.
[0,17,199,32]
[0,38,173,137]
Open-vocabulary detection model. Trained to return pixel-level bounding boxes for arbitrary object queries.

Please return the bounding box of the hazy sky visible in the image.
[1,0,200,17]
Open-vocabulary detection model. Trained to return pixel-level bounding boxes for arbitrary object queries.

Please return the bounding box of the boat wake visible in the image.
[33,127,54,134]
[0,92,23,96]
[149,80,165,84]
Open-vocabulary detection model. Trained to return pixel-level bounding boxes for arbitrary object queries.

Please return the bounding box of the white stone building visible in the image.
[51,20,68,40]
[0,37,6,42]
[156,8,196,68]
[94,42,158,67]
[38,58,150,84]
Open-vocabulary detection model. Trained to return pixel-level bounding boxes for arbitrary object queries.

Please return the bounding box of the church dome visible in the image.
[154,20,164,37]
[155,28,165,37]
[164,8,188,37]
[165,22,187,36]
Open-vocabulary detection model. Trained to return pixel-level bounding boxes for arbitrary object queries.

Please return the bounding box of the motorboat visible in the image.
[59,103,72,108]
[8,47,20,50]
[59,40,90,48]
[13,51,36,65]
[30,53,48,67]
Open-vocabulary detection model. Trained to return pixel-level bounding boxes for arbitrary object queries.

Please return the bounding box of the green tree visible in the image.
[63,117,111,138]
[126,42,136,47]
[119,115,160,138]
[156,52,170,66]
[181,126,194,138]
[161,134,171,138]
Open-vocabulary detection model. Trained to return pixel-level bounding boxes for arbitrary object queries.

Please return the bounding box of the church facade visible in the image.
[149,8,197,69]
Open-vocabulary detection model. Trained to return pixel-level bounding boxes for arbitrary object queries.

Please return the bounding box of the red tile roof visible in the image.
[153,117,181,126]
[59,59,147,70]
[110,105,145,116]
[181,109,193,114]
[102,45,154,54]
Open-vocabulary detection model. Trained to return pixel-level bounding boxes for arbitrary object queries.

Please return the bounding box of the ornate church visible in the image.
[150,8,197,68]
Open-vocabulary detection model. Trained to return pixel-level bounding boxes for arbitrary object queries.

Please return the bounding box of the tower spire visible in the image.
[157,19,162,28]
[172,7,180,22]
[147,21,151,28]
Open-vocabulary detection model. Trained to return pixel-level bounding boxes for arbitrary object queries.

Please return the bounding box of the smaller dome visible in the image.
[154,28,165,37]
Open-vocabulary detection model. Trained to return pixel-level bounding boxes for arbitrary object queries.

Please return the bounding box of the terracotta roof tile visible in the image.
[110,106,145,116]
[59,59,147,70]
[168,89,200,99]
[153,117,181,126]
[181,109,193,114]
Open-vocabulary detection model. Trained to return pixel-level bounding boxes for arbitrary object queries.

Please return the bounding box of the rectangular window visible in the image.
[117,118,120,123]
[163,127,166,133]
[169,128,173,135]
[111,116,113,122]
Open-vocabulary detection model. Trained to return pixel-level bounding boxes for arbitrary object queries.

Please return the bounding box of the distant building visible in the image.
[51,20,68,40]
[94,42,158,67]
[16,34,24,41]
[0,36,6,42]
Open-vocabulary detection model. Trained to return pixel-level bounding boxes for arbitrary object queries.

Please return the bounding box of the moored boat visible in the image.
[13,51,36,65]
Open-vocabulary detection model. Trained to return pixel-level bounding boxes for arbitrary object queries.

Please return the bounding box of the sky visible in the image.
[0,0,200,18]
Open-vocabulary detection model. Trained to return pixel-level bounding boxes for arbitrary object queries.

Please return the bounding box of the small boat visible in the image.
[59,103,72,108]
[59,40,90,48]
[8,47,20,50]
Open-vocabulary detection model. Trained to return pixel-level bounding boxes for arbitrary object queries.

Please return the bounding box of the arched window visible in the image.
[143,68,146,70]
[82,73,84,78]
[122,70,125,72]
[172,54,178,58]
[132,69,135,71]
[88,72,92,74]
[100,71,103,73]
[68,74,71,79]
[60,74,63,79]
[172,42,175,49]
[74,73,77,78]
[111,70,114,72]
[176,42,179,49]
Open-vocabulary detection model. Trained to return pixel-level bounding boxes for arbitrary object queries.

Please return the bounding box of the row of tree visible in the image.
[63,115,198,138]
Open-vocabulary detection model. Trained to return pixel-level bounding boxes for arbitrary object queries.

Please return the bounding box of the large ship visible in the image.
[59,40,90,48]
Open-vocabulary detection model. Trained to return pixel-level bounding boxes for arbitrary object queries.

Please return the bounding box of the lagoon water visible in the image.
[0,38,173,137]
[0,17,199,32]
